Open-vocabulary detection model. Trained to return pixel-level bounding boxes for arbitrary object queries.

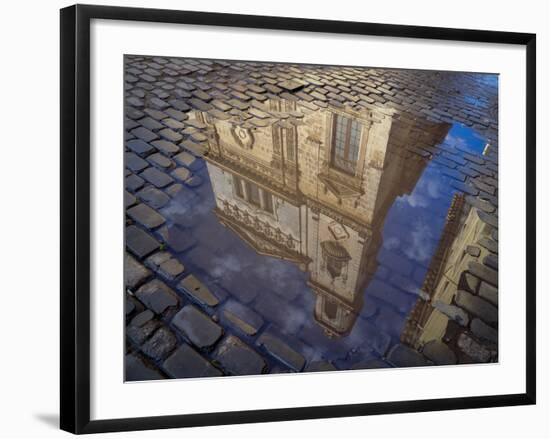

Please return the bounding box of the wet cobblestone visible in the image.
[124,55,499,380]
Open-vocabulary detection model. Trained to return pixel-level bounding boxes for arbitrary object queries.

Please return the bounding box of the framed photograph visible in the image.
[60,4,536,434]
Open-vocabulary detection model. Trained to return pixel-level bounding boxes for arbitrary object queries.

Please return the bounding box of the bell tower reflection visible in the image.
[196,99,450,338]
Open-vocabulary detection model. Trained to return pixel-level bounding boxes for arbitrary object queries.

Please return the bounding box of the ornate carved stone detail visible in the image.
[206,153,303,206]
[230,125,255,150]
[320,240,351,281]
[215,200,309,264]
[318,173,363,200]
[305,198,370,236]
[321,168,363,192]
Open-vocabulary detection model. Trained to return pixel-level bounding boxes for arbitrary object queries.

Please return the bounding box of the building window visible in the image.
[262,190,274,214]
[284,128,296,162]
[245,181,261,207]
[233,175,275,214]
[331,114,361,175]
[233,175,244,198]
[324,299,338,320]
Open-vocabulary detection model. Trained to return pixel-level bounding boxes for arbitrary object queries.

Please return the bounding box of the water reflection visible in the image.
[162,99,491,365]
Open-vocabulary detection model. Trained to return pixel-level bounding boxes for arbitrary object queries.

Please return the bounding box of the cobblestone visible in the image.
[432,300,469,327]
[140,326,178,360]
[450,181,478,196]
[136,186,170,209]
[478,237,498,254]
[470,318,498,344]
[124,191,137,209]
[214,336,267,375]
[135,279,179,315]
[126,225,160,259]
[140,166,174,188]
[162,344,222,378]
[457,333,492,362]
[148,152,173,169]
[172,305,223,348]
[468,261,498,287]
[465,195,496,213]
[127,203,166,229]
[455,290,498,325]
[125,253,151,290]
[165,183,185,198]
[126,353,165,381]
[145,251,172,270]
[159,127,183,143]
[171,167,192,183]
[173,151,200,170]
[151,139,180,156]
[177,274,220,307]
[125,152,149,172]
[126,138,155,156]
[127,311,159,345]
[131,126,158,143]
[158,258,185,280]
[257,330,306,371]
[386,344,431,367]
[161,226,195,253]
[473,178,496,195]
[304,361,337,372]
[478,281,498,306]
[138,116,164,131]
[483,253,498,271]
[477,210,498,228]
[130,309,154,327]
[125,173,145,191]
[221,300,264,336]
[351,359,391,369]
[460,272,480,294]
[126,296,138,316]
[422,340,457,365]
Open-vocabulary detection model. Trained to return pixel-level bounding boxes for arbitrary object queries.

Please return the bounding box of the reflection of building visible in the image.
[196,99,450,337]
[401,194,498,362]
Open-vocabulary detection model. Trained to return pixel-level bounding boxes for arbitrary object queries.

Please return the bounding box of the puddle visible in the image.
[160,99,491,368]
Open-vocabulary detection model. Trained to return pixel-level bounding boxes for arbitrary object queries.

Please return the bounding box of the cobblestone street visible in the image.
[124,55,499,380]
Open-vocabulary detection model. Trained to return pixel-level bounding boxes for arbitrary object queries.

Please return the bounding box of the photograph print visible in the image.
[124,55,499,381]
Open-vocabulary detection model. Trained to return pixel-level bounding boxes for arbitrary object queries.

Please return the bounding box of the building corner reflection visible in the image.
[193,99,451,338]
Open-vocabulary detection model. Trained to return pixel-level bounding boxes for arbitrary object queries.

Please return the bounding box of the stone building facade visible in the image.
[401,192,499,364]
[198,99,450,337]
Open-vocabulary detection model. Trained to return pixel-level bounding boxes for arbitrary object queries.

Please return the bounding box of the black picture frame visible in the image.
[60,4,536,434]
